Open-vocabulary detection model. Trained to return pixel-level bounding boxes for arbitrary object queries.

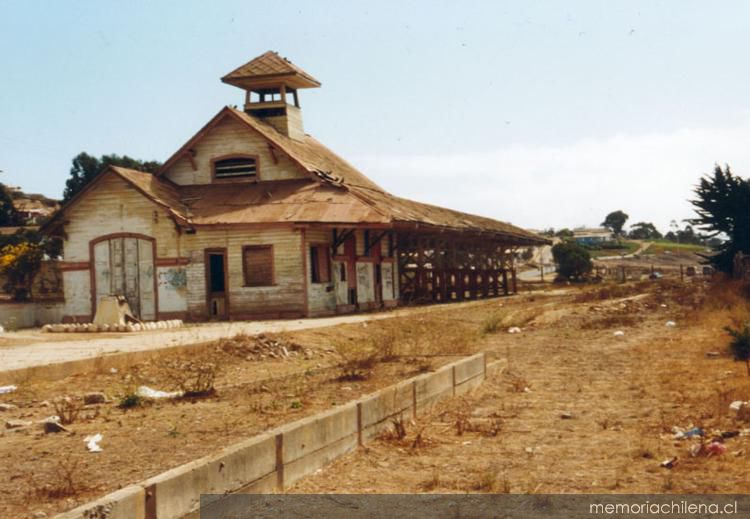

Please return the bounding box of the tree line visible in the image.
[550,164,747,279]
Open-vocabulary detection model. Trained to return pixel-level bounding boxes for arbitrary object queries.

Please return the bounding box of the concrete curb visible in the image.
[57,352,489,519]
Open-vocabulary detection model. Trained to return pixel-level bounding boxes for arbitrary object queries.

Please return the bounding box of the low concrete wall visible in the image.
[57,353,488,519]
[0,301,63,330]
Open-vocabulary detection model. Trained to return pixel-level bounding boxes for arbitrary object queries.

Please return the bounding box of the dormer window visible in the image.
[213,155,258,181]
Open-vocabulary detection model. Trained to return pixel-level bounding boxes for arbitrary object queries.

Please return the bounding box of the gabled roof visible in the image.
[152,106,548,244]
[42,166,188,234]
[221,51,321,90]
[159,106,385,192]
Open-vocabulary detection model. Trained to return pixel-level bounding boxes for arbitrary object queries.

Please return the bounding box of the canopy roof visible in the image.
[221,51,321,90]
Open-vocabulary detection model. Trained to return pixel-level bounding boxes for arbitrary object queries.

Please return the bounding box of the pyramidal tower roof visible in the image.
[221,51,321,90]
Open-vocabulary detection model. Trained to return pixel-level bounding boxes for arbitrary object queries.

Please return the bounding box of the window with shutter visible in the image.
[242,245,274,286]
[213,155,258,181]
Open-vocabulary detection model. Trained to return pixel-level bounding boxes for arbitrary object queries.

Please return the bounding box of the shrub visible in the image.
[0,242,43,300]
[163,358,219,397]
[481,313,503,335]
[53,396,81,425]
[725,321,750,375]
[336,339,379,380]
[551,241,593,281]
[119,393,142,409]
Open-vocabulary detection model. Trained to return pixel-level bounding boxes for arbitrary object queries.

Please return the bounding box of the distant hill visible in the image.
[6,186,59,225]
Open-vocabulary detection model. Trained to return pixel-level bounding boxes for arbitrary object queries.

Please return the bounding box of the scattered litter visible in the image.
[109,367,118,374]
[665,321,677,327]
[560,412,574,420]
[5,419,31,430]
[673,426,704,440]
[508,327,522,334]
[523,387,532,393]
[0,403,17,412]
[83,392,106,405]
[660,304,668,308]
[613,330,625,337]
[689,443,704,457]
[705,441,727,456]
[0,385,17,394]
[729,401,747,412]
[84,433,103,452]
[705,351,720,358]
[462,441,472,446]
[136,386,182,400]
[524,447,535,454]
[721,431,740,439]
[42,419,68,434]
[660,457,678,469]
[733,449,745,457]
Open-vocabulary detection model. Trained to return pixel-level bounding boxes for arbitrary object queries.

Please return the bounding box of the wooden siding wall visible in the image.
[265,105,304,142]
[62,174,181,262]
[305,228,336,316]
[182,227,306,320]
[61,174,182,319]
[163,117,307,185]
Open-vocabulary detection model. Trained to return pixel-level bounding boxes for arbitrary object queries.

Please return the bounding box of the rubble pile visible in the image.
[218,333,316,361]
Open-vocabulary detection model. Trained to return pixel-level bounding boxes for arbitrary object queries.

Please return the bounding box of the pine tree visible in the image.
[689,164,750,273]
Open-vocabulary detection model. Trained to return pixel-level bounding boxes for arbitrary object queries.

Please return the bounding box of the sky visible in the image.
[2,1,750,233]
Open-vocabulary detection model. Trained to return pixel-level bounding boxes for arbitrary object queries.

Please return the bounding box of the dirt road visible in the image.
[0,300,491,374]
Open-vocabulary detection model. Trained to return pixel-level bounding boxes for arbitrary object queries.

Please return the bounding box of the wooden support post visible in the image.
[512,268,517,294]
[502,270,509,296]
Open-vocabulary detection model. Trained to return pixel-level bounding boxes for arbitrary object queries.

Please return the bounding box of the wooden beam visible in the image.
[267,144,279,164]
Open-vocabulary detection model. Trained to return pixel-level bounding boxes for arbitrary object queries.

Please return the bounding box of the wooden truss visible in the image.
[396,231,518,304]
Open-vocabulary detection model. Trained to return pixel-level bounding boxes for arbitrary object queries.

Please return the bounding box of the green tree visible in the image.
[628,222,662,240]
[63,152,162,202]
[551,241,593,281]
[689,164,750,272]
[602,210,629,236]
[0,183,22,226]
[555,228,574,238]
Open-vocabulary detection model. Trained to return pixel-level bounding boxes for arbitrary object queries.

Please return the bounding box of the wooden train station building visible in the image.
[46,51,549,322]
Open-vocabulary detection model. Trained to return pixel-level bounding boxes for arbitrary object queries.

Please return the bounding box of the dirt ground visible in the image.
[5,273,750,517]
[291,277,750,495]
[0,293,545,518]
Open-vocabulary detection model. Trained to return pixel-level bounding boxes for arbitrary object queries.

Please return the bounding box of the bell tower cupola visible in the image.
[221,51,321,141]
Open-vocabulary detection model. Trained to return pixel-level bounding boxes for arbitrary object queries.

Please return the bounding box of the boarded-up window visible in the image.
[310,244,331,283]
[243,245,274,286]
[214,156,257,180]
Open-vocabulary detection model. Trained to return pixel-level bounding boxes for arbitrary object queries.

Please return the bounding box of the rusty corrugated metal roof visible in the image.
[112,167,547,244]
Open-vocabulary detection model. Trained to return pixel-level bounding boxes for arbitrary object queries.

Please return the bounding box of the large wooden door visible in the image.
[92,235,156,320]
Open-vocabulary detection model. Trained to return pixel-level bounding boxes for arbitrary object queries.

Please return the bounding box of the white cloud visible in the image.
[351,121,750,234]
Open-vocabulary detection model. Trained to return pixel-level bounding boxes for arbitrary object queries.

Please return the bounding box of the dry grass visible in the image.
[28,455,85,500]
[290,278,750,495]
[162,357,220,397]
[333,315,478,380]
[53,396,81,425]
